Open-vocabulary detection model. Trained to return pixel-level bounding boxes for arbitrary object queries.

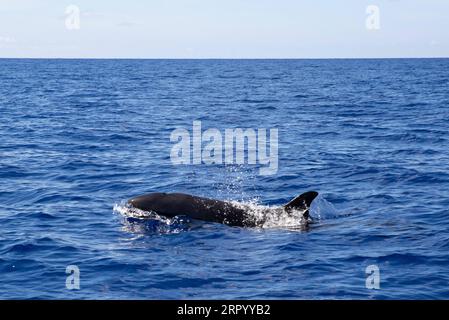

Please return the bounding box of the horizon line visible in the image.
[1,56,449,60]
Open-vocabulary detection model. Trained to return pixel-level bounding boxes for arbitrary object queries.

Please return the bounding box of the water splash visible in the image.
[113,202,191,234]
[213,164,259,202]
[228,200,309,229]
[309,194,339,220]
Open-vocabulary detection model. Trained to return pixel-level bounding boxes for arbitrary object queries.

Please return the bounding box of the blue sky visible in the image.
[0,0,448,58]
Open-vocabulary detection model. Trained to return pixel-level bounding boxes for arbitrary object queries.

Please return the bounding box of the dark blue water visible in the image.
[1,59,449,299]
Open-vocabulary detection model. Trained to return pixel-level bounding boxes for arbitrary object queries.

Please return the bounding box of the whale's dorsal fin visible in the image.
[283,191,319,218]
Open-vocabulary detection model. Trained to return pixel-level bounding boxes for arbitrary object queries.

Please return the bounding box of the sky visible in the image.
[0,0,448,58]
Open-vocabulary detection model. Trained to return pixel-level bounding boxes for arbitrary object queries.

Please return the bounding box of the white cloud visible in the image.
[116,21,140,28]
[0,35,16,43]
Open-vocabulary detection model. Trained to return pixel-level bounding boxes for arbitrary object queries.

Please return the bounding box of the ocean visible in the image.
[1,58,448,299]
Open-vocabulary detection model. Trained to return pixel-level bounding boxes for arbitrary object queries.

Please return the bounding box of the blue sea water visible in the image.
[1,58,449,299]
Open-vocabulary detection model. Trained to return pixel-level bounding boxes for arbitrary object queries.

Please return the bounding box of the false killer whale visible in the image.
[128,191,318,227]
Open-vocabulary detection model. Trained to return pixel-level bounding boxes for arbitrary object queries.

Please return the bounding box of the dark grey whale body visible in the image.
[128,191,318,227]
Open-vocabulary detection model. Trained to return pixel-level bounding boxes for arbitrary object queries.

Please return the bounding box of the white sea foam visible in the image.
[113,201,162,219]
[113,202,189,234]
[227,200,309,229]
